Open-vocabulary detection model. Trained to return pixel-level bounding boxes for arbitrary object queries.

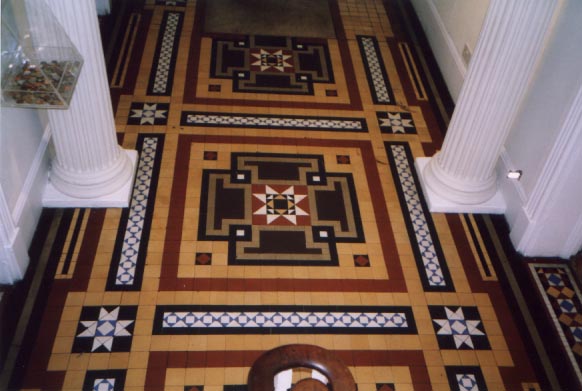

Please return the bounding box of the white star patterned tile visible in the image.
[429,306,490,350]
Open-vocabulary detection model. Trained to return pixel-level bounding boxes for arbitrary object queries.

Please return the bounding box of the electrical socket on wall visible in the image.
[462,44,472,67]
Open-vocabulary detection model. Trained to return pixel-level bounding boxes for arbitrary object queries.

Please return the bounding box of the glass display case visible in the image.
[1,0,83,109]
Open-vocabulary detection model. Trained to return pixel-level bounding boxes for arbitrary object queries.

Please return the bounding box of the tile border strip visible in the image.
[147,10,184,95]
[106,134,165,291]
[385,141,454,291]
[528,263,582,384]
[180,112,368,132]
[357,35,396,105]
[153,305,417,335]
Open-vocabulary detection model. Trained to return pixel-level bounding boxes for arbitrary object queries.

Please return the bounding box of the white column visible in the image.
[43,0,137,207]
[415,0,559,213]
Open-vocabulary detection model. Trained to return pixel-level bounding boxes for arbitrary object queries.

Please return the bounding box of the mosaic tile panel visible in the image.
[445,366,488,391]
[429,306,490,350]
[385,142,454,291]
[529,263,582,382]
[210,35,334,95]
[180,111,368,132]
[147,11,183,95]
[357,35,395,104]
[107,134,164,290]
[127,102,169,125]
[153,305,417,335]
[83,370,127,391]
[197,152,365,266]
[72,306,137,353]
[6,0,552,388]
[377,111,417,134]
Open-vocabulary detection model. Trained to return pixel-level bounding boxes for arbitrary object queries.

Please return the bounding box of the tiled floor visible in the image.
[2,0,582,390]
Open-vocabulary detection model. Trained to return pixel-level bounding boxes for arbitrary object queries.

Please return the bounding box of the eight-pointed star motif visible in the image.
[77,307,134,352]
[253,185,309,225]
[130,103,168,125]
[432,307,485,349]
[250,49,294,72]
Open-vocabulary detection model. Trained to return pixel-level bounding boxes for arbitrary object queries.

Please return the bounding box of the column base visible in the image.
[415,157,506,214]
[43,150,138,208]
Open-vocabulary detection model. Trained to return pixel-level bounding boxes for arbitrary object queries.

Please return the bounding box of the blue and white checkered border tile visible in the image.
[147,11,183,95]
[153,305,417,335]
[385,142,454,291]
[180,111,368,132]
[357,35,395,105]
[107,134,164,291]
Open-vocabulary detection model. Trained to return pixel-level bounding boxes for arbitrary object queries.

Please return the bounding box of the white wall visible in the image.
[0,107,50,284]
[410,0,490,101]
[499,0,582,258]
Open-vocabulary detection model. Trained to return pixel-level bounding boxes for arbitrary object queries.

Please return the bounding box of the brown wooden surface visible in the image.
[247,344,357,391]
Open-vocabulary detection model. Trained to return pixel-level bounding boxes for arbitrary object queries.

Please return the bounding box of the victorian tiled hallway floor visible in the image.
[2,0,582,390]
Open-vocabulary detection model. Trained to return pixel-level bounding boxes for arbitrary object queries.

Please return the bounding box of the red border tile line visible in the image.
[145,350,432,390]
[160,134,407,292]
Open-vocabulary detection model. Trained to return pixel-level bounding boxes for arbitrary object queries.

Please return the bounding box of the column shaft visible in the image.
[46,0,133,198]
[422,0,558,205]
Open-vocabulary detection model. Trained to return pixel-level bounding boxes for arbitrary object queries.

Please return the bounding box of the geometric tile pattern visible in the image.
[107,135,164,290]
[6,0,552,388]
[354,254,370,267]
[127,102,169,125]
[195,252,212,265]
[336,155,351,164]
[385,142,454,291]
[210,35,333,95]
[198,153,365,266]
[180,112,368,132]
[153,305,417,335]
[252,185,310,226]
[429,306,490,350]
[529,263,582,382]
[148,11,183,95]
[445,366,488,391]
[250,48,294,73]
[83,370,127,391]
[357,35,395,104]
[72,306,137,353]
[377,111,417,134]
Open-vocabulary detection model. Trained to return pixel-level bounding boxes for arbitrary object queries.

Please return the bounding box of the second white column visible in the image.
[418,0,559,210]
